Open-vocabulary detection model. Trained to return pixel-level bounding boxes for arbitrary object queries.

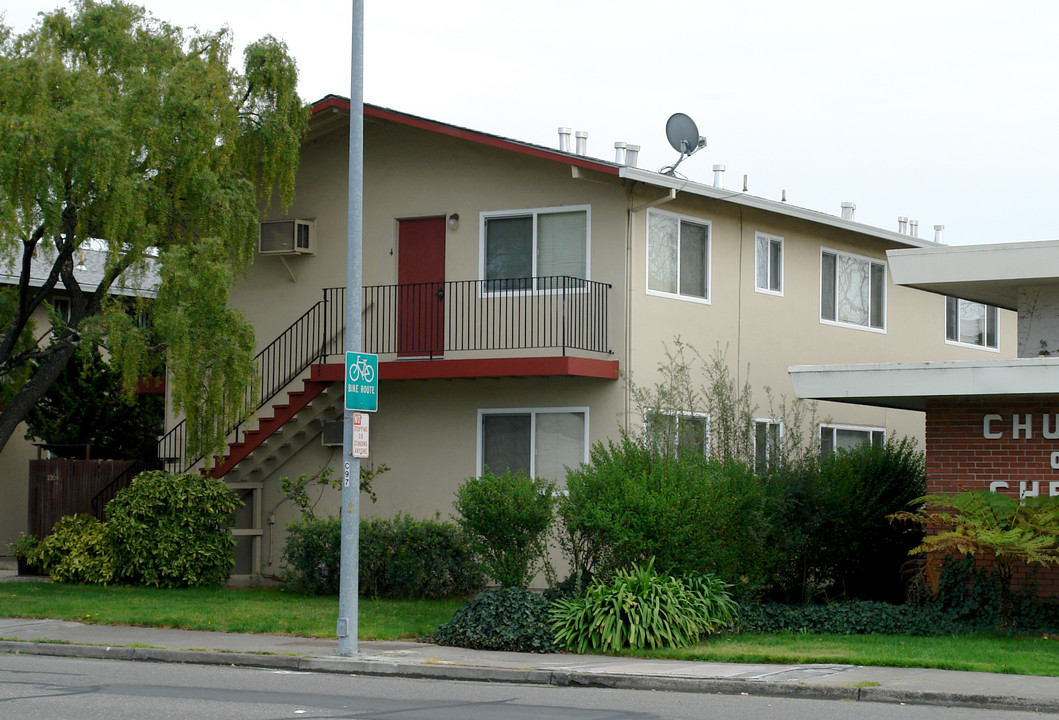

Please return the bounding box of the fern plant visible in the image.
[890,491,1059,629]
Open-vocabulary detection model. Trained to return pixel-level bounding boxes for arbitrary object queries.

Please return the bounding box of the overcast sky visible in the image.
[3,1,1057,246]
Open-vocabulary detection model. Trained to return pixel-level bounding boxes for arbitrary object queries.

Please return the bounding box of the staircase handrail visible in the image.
[157,288,345,473]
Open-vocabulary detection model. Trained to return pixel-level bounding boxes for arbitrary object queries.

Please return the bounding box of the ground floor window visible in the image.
[478,407,588,483]
[754,418,782,473]
[643,410,709,456]
[820,423,884,456]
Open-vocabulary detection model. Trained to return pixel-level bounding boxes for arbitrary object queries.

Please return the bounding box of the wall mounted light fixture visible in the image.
[447,213,459,230]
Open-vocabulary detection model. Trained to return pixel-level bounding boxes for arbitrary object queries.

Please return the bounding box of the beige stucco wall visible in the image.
[218,113,1020,580]
[624,193,1017,449]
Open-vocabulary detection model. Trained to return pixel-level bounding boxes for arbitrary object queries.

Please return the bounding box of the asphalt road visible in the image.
[1,654,1050,720]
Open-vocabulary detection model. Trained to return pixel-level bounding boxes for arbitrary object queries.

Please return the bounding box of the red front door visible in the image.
[397,217,446,357]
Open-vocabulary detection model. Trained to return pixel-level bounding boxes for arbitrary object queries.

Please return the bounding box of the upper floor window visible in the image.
[820,423,884,456]
[946,297,998,350]
[820,248,885,331]
[482,206,588,292]
[647,211,710,302]
[479,407,587,485]
[755,233,783,295]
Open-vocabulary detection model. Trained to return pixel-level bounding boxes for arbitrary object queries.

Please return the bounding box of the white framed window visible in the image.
[478,407,588,484]
[820,248,886,331]
[50,298,72,325]
[647,210,710,303]
[643,409,709,455]
[480,205,589,292]
[754,418,782,473]
[945,297,998,350]
[754,233,783,295]
[820,423,885,456]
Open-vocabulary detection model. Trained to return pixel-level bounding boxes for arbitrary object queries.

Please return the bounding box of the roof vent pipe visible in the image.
[841,202,856,221]
[558,127,571,153]
[910,219,919,237]
[934,224,945,244]
[897,216,908,234]
[712,164,725,188]
[575,131,588,156]
[614,142,627,165]
[625,144,640,168]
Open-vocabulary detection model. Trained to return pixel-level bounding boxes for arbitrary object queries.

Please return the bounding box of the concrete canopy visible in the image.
[887,239,1059,311]
[788,358,1059,411]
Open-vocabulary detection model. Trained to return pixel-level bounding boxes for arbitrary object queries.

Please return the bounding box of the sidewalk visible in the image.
[2,567,1057,713]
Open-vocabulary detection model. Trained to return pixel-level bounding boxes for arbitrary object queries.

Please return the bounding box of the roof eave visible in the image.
[619,166,939,250]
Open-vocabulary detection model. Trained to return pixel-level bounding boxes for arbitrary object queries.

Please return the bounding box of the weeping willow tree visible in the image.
[0,1,308,462]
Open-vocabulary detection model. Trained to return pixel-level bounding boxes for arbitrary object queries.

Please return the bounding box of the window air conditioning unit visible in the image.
[259,219,315,256]
[321,421,343,447]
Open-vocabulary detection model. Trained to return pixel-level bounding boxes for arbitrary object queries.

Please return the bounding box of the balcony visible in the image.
[159,276,615,474]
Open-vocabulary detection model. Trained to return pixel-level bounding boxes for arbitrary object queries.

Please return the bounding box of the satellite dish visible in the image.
[662,112,707,176]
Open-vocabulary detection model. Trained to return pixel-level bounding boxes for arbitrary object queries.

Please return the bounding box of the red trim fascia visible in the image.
[312,357,619,382]
[310,97,620,177]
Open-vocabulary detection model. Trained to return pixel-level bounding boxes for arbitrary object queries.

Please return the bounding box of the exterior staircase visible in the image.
[206,365,343,480]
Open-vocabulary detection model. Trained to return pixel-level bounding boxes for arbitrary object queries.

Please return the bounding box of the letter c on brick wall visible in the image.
[983,414,1003,439]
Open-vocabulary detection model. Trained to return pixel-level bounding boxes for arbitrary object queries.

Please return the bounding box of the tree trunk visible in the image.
[996,558,1014,631]
[0,343,78,454]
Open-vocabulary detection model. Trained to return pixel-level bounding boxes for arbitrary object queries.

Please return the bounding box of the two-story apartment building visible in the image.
[162,97,1015,578]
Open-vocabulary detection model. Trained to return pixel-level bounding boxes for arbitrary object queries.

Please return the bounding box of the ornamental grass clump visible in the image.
[550,559,737,653]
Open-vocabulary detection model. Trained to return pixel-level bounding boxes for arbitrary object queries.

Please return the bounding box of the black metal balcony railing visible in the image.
[157,276,610,472]
[363,275,611,357]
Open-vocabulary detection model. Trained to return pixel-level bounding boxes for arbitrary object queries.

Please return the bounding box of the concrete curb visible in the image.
[3,640,1058,714]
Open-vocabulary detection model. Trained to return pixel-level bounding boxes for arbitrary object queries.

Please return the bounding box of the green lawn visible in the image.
[638,632,1059,677]
[3,583,1057,676]
[0,583,461,640]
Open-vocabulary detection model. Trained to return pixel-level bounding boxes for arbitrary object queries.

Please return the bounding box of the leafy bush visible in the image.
[453,470,556,588]
[765,438,925,603]
[736,600,968,636]
[434,588,558,652]
[550,559,737,653]
[29,514,115,584]
[281,514,484,598]
[281,514,342,595]
[106,471,242,588]
[360,514,483,599]
[560,435,774,595]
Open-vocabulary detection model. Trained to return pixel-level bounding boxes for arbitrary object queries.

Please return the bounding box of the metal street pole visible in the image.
[338,0,364,657]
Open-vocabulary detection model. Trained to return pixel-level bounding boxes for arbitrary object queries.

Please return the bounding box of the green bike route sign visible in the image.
[345,351,378,412]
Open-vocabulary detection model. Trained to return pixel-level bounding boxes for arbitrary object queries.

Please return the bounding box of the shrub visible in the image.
[281,514,342,595]
[736,600,967,636]
[29,514,115,584]
[106,471,242,588]
[550,559,737,653]
[560,435,775,595]
[434,588,558,652]
[360,514,483,599]
[765,438,925,602]
[281,514,484,598]
[453,470,556,588]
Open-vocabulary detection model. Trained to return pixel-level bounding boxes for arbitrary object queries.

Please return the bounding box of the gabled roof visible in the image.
[0,247,159,299]
[312,95,938,251]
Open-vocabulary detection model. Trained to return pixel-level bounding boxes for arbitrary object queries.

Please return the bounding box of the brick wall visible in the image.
[924,395,1059,598]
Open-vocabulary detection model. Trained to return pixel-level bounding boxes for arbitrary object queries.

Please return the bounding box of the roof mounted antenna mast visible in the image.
[661,113,707,176]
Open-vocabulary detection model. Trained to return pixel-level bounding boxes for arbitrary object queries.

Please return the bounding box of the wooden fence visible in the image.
[28,459,138,537]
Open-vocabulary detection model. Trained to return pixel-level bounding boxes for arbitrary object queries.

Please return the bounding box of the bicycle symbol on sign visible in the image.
[348,355,375,384]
